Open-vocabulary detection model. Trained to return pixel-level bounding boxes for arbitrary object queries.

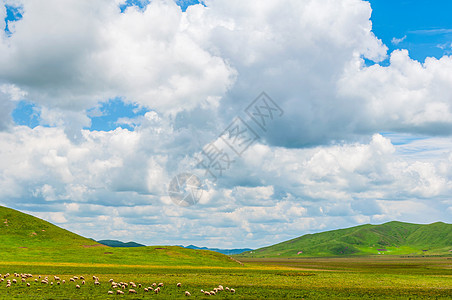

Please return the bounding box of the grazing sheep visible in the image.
[94,281,100,285]
[21,278,26,283]
[34,279,38,282]
[41,280,48,284]
[128,289,137,294]
[230,288,235,293]
[225,287,229,291]
[154,287,160,294]
[62,280,66,284]
[210,291,216,295]
[109,279,114,283]
[75,284,80,289]
[6,284,11,288]
[144,288,149,292]
[138,283,142,288]
[117,290,124,295]
[204,291,211,296]
[214,288,218,293]
[122,285,126,289]
[82,280,85,285]
[152,283,157,287]
[73,276,78,280]
[158,282,164,287]
[185,291,191,296]
[26,283,30,287]
[51,282,53,285]
[218,285,224,291]
[54,276,60,281]
[107,291,114,295]
[57,281,60,285]
[70,278,75,282]
[177,282,181,287]
[80,276,84,280]
[201,289,204,293]
[12,279,17,283]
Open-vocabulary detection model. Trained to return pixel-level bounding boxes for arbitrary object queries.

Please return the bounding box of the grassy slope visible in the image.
[0,206,239,267]
[238,221,452,257]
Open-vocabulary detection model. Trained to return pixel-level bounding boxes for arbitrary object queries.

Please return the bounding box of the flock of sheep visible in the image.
[1,272,237,297]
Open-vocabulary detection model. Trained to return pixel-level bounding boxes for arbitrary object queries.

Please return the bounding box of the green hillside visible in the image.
[0,206,240,267]
[237,221,452,258]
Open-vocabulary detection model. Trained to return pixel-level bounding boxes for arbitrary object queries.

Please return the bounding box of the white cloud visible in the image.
[0,0,451,248]
[391,35,406,45]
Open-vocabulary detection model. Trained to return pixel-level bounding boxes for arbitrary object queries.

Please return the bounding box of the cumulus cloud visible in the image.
[0,0,451,248]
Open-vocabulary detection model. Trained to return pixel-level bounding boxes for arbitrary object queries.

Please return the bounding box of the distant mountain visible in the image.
[181,245,253,255]
[97,239,146,247]
[237,221,452,257]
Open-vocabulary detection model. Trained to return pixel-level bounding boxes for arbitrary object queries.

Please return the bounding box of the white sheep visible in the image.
[107,291,113,295]
[177,282,181,287]
[230,288,235,293]
[75,284,80,289]
[158,282,164,287]
[26,283,30,287]
[129,289,137,294]
[185,291,191,296]
[117,290,124,295]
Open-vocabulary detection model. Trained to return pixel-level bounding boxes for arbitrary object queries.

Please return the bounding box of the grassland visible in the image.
[1,206,451,299]
[0,256,450,299]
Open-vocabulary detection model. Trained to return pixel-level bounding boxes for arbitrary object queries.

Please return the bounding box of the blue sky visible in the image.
[0,0,451,248]
[369,0,452,62]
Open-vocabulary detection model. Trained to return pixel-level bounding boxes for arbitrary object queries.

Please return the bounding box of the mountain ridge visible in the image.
[237,221,452,257]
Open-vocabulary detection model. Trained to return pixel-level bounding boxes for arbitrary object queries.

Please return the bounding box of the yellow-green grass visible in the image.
[0,256,450,299]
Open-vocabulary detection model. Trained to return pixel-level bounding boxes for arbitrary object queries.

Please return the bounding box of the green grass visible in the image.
[237,221,452,258]
[1,206,451,298]
[0,206,239,267]
[0,256,450,299]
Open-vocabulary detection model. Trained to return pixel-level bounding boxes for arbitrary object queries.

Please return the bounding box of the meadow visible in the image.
[0,256,450,299]
[1,207,450,299]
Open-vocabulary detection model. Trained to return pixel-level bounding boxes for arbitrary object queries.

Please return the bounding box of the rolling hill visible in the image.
[0,206,241,267]
[237,221,452,257]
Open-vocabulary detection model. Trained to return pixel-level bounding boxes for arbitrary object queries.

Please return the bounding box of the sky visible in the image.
[0,0,451,249]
